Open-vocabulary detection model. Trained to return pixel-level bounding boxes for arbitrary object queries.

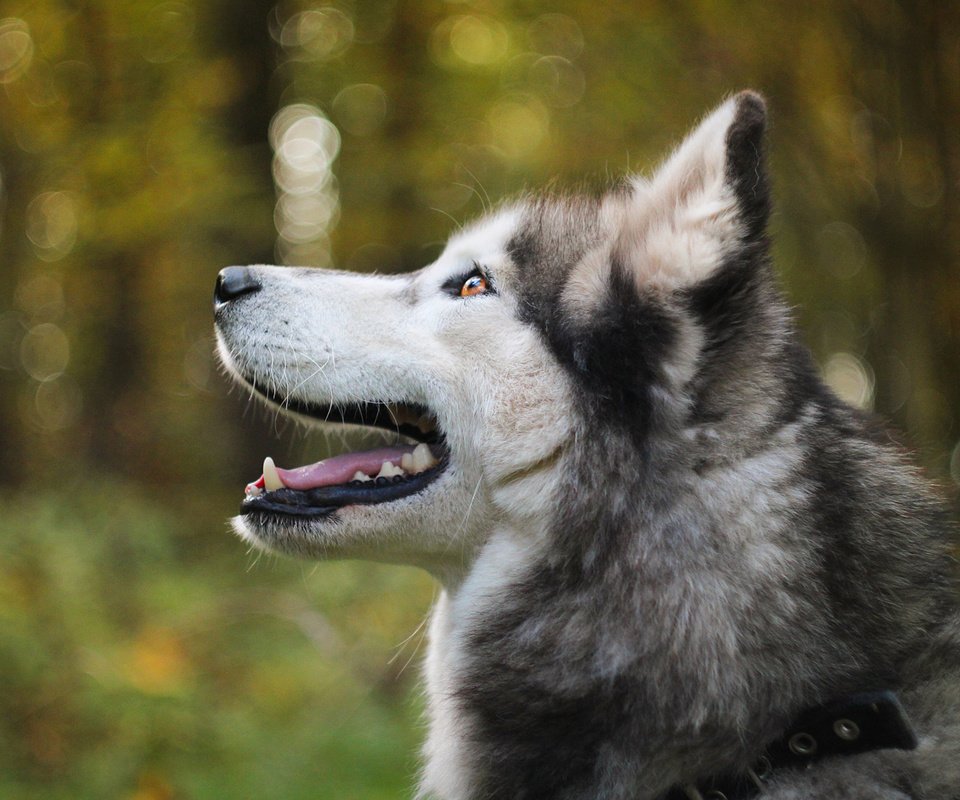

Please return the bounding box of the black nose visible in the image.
[215,267,262,306]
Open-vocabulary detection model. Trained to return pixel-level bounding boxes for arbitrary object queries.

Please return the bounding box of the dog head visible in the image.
[214,91,778,574]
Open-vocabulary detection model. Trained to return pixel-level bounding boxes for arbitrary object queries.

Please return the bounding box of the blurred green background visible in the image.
[1,1,958,797]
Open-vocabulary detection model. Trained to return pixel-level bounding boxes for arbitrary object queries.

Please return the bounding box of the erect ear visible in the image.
[617,91,769,290]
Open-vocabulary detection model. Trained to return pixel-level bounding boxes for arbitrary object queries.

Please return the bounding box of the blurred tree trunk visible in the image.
[851,1,960,478]
[79,6,145,477]
[202,0,282,478]
[382,3,433,272]
[0,142,27,486]
[80,1,279,477]
[205,1,278,174]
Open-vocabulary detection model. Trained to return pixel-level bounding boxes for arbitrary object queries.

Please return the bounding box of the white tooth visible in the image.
[411,443,438,473]
[263,457,284,491]
[376,461,405,479]
[352,470,372,483]
[400,453,414,472]
[245,483,263,497]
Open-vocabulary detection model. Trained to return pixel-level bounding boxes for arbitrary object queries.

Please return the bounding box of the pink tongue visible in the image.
[262,445,417,491]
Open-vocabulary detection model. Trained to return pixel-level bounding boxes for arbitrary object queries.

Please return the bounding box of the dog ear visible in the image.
[617,91,769,290]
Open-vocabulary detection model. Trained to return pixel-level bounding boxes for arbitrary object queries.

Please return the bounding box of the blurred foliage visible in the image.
[0,0,958,796]
[0,485,431,798]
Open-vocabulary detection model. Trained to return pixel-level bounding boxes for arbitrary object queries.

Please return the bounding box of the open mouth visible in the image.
[241,398,449,519]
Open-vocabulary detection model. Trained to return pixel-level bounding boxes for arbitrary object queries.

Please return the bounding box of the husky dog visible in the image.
[214,93,960,799]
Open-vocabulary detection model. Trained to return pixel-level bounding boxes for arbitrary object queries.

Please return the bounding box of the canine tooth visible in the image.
[400,453,414,471]
[352,470,372,483]
[376,461,405,479]
[411,443,438,473]
[263,457,284,491]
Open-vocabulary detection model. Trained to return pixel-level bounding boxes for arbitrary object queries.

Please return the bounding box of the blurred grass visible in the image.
[0,483,432,799]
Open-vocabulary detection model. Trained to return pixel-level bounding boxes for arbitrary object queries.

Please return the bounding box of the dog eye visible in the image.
[460,273,490,298]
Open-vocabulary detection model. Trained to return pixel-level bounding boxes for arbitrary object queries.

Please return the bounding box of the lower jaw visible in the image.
[240,458,448,518]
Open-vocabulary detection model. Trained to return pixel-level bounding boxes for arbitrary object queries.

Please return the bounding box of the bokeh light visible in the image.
[526,13,584,58]
[270,103,341,266]
[276,7,354,60]
[449,15,508,65]
[14,273,65,321]
[25,191,77,261]
[0,17,33,84]
[528,55,585,108]
[431,14,509,69]
[19,322,69,382]
[898,145,944,209]
[33,376,82,431]
[816,221,867,280]
[823,352,875,410]
[487,96,549,159]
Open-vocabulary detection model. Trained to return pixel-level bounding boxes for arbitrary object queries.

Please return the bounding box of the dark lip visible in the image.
[240,451,449,518]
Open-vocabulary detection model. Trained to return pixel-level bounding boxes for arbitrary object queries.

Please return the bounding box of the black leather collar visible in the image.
[662,691,917,800]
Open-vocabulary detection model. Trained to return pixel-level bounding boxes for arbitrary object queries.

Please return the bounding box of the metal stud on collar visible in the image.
[663,691,916,800]
[788,732,818,756]
[833,718,860,741]
[752,755,772,780]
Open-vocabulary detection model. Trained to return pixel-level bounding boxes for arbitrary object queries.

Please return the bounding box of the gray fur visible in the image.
[215,92,960,799]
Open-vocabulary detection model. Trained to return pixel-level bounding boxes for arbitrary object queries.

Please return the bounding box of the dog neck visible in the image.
[420,516,913,800]
[662,691,916,800]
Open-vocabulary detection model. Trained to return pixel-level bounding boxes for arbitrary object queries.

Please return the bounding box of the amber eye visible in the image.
[460,273,489,298]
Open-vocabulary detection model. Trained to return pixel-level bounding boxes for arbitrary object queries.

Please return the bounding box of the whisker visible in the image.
[459,164,492,211]
[431,205,464,231]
